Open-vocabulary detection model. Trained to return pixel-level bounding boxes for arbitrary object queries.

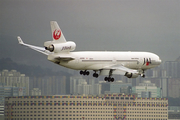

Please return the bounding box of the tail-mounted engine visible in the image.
[44,41,76,53]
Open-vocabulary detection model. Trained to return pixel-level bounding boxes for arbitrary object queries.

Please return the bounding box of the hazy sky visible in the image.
[0,0,180,71]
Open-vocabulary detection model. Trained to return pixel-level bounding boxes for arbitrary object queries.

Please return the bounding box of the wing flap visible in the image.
[100,64,139,76]
[111,65,139,74]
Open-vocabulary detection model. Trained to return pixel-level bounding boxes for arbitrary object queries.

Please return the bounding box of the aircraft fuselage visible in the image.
[48,51,161,71]
[18,21,162,81]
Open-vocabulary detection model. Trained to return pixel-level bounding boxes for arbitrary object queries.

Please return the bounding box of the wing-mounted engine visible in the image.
[124,72,138,78]
[44,41,76,53]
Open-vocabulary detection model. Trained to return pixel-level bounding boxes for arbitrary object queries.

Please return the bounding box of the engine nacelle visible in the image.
[45,41,76,53]
[124,72,138,78]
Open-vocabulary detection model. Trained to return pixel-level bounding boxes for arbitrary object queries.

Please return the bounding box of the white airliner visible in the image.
[17,21,161,82]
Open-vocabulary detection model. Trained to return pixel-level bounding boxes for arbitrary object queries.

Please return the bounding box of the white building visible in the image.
[0,106,4,116]
[132,80,161,98]
[110,80,132,94]
[70,77,101,95]
[0,70,29,95]
[30,88,41,96]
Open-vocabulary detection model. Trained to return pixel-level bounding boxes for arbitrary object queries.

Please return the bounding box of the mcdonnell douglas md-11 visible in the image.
[17,21,161,82]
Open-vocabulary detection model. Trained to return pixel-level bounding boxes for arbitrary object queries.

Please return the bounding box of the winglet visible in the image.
[17,36,24,45]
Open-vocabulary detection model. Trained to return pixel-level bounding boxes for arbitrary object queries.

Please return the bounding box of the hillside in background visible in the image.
[0,58,70,77]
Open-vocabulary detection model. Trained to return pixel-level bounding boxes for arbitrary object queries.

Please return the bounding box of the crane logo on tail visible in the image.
[53,29,61,40]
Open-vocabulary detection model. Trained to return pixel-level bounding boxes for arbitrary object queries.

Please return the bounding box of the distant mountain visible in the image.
[0,58,70,77]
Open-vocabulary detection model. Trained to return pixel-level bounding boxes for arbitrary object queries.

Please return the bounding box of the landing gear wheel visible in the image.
[141,74,145,78]
[93,73,99,78]
[80,71,83,75]
[86,71,90,75]
[104,77,108,81]
[111,78,114,82]
[104,77,115,82]
[80,70,90,76]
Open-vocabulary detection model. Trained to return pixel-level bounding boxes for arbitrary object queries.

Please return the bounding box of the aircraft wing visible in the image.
[47,54,75,64]
[54,56,75,61]
[17,36,51,55]
[100,64,139,76]
[111,65,139,74]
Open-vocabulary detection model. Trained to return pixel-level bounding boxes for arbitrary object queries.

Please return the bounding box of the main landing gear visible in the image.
[93,71,99,78]
[80,70,90,76]
[104,77,114,82]
[80,70,99,78]
[79,70,115,82]
[104,69,114,82]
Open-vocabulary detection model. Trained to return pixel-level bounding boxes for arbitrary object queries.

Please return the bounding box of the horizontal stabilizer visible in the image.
[17,36,51,55]
[17,36,24,44]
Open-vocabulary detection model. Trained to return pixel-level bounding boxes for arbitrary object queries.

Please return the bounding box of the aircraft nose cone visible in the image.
[157,58,162,65]
[152,57,162,65]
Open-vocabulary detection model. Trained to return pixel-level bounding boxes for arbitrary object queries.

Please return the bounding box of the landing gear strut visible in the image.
[93,71,99,78]
[104,77,114,82]
[104,69,115,82]
[141,70,145,78]
[80,70,89,76]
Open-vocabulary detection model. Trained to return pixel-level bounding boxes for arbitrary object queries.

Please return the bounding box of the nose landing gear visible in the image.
[141,74,145,78]
[140,70,145,78]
